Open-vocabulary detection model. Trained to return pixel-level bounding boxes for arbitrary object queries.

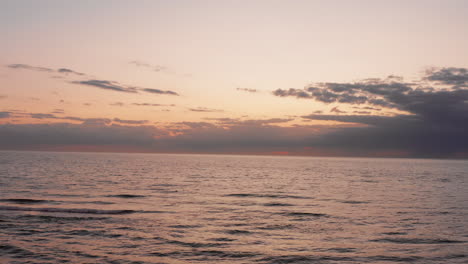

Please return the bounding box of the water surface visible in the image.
[0,151,467,263]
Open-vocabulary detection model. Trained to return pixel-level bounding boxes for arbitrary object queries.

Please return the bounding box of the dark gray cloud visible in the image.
[71,80,180,96]
[156,122,326,154]
[278,67,468,157]
[71,80,138,93]
[353,106,381,111]
[237,88,258,93]
[425,67,468,88]
[0,117,319,154]
[141,88,179,96]
[0,123,163,149]
[30,113,56,119]
[301,113,466,158]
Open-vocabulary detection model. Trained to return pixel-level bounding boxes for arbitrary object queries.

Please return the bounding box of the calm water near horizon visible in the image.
[0,151,467,263]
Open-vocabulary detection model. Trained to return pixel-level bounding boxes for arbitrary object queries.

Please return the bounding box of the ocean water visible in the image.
[0,151,467,264]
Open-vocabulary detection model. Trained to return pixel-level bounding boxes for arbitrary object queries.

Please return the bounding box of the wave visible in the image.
[223,229,252,235]
[17,214,108,222]
[371,237,465,244]
[0,205,136,215]
[0,198,50,204]
[106,194,146,198]
[155,237,225,248]
[263,202,293,207]
[225,193,312,199]
[282,212,329,217]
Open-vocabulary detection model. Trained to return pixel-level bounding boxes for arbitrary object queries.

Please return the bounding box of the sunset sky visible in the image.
[1,0,468,157]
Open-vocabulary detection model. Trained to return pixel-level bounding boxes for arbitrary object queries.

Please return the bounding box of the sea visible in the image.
[0,151,467,264]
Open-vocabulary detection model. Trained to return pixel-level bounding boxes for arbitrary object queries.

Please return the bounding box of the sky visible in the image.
[1,0,468,158]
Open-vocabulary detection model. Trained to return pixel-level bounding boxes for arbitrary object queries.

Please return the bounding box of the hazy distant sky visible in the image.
[1,0,468,157]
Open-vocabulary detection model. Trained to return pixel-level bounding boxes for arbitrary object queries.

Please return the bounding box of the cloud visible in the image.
[141,88,179,96]
[425,67,468,88]
[272,67,468,157]
[157,122,328,154]
[0,113,325,155]
[132,103,176,107]
[71,80,138,93]
[0,123,164,150]
[205,117,293,126]
[113,118,148,125]
[236,88,258,93]
[21,112,148,127]
[0,112,10,118]
[330,106,345,114]
[7,63,180,96]
[51,109,65,114]
[129,60,167,72]
[0,95,7,99]
[189,107,224,113]
[7,64,53,72]
[57,68,84,76]
[30,113,56,119]
[110,102,125,107]
[3,66,468,158]
[301,113,466,157]
[7,64,84,76]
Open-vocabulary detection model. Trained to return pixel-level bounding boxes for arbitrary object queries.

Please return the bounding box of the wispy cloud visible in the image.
[57,68,84,76]
[110,102,125,107]
[7,63,181,96]
[205,117,293,126]
[236,88,258,93]
[7,64,53,72]
[7,64,83,76]
[132,103,176,107]
[51,109,65,114]
[188,107,224,113]
[330,106,346,114]
[141,88,179,96]
[129,61,167,72]
[71,80,138,93]
[113,118,148,125]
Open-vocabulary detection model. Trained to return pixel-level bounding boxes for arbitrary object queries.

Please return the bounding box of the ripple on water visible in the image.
[0,205,137,215]
[225,193,312,199]
[0,198,51,204]
[106,194,147,198]
[370,237,465,244]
